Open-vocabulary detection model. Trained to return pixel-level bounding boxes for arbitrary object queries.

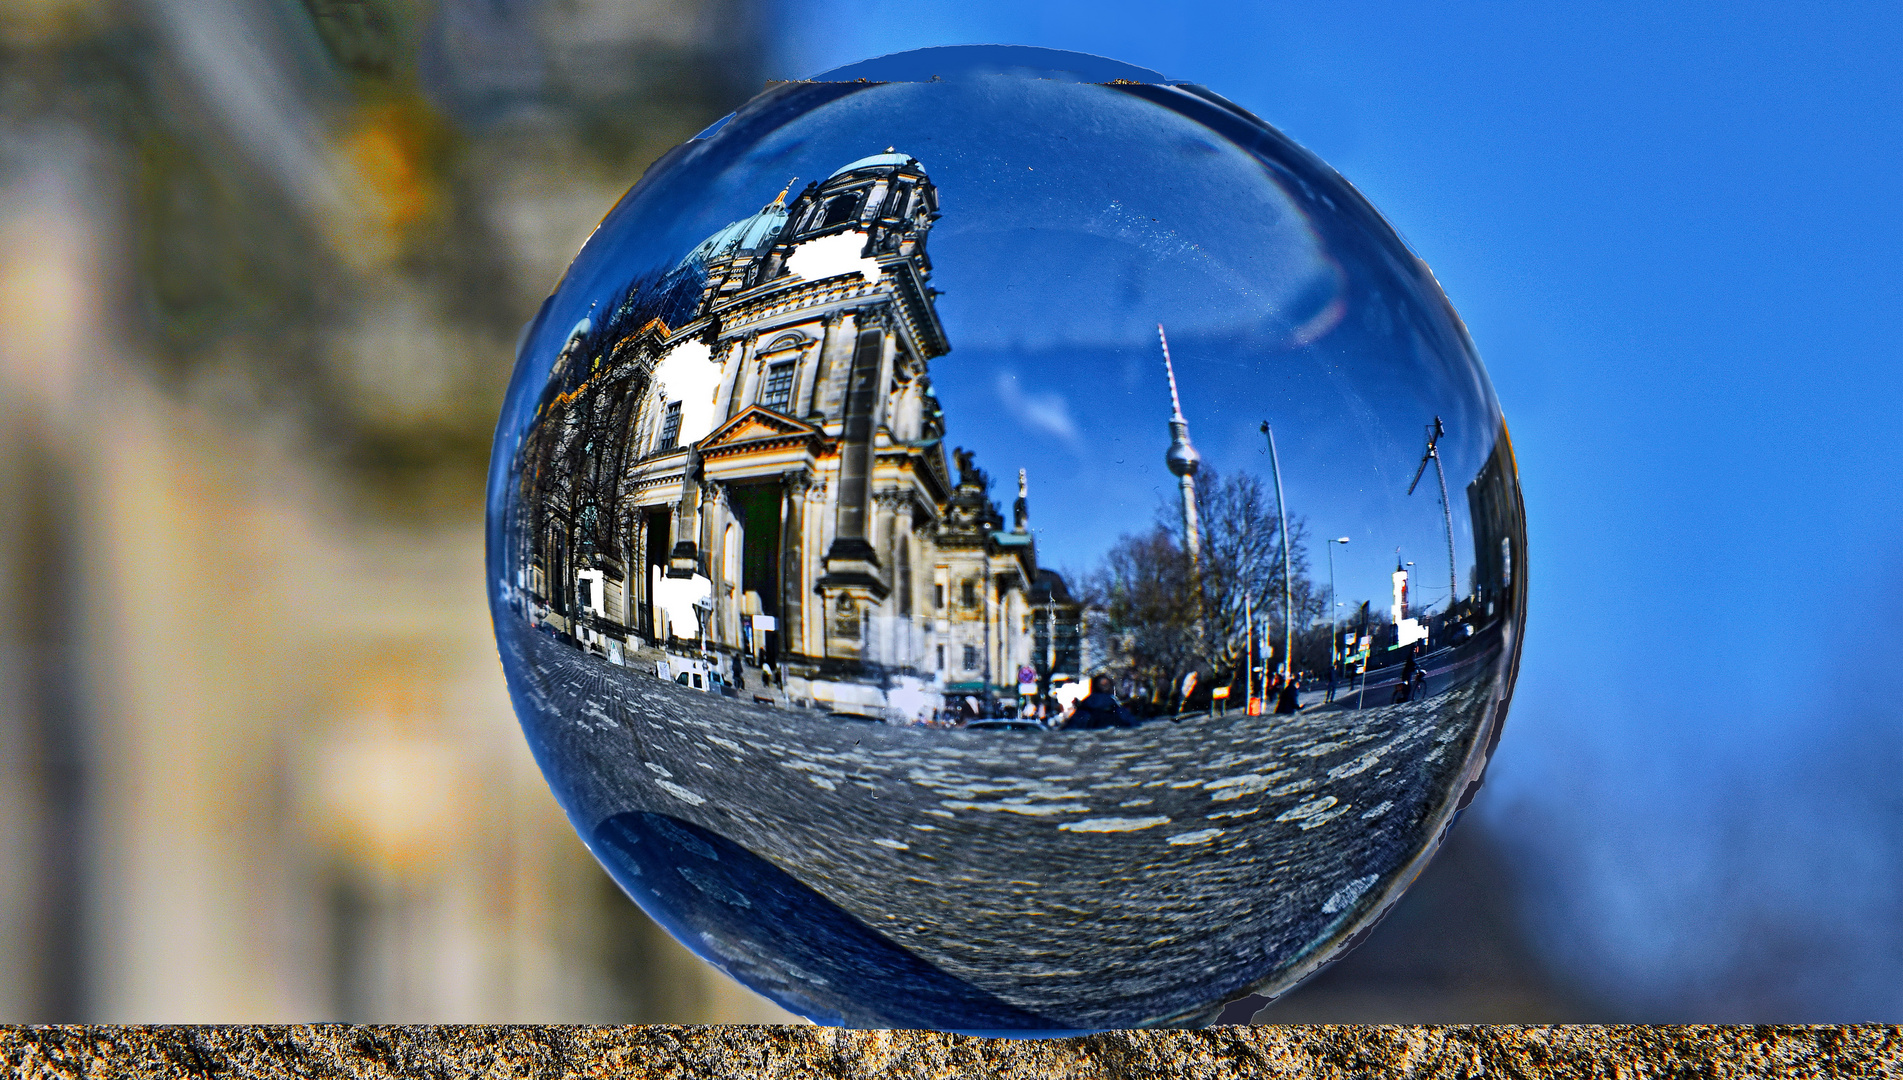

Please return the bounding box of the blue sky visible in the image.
[764,2,1903,1019]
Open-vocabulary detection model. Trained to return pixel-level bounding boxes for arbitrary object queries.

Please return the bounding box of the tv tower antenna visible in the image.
[1407,416,1459,614]
[1158,324,1202,571]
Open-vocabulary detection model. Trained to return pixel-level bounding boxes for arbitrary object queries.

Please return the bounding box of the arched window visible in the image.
[759,335,803,413]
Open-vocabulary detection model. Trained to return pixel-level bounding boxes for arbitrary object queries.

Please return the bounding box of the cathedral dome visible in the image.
[679,203,789,269]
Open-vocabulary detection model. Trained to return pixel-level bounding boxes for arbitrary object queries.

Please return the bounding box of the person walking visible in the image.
[1392,645,1420,705]
[1274,670,1300,714]
[1065,675,1136,730]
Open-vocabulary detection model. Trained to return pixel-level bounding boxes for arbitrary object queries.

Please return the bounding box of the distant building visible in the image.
[1029,568,1086,682]
[1392,561,1427,649]
[1464,426,1525,627]
[514,153,1052,718]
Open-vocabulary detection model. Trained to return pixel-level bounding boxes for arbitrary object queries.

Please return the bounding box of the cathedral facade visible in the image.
[512,152,1057,718]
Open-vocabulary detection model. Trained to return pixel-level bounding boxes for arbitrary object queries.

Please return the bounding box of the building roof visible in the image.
[828,152,919,179]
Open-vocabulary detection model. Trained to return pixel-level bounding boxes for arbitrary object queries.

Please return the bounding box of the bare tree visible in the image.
[1092,527,1197,705]
[1088,467,1324,706]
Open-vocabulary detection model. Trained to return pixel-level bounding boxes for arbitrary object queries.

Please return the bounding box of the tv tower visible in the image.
[1159,324,1203,570]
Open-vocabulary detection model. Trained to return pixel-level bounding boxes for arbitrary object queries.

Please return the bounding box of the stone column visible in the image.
[818,317,889,603]
[700,479,723,643]
[667,449,703,579]
[807,311,852,419]
[718,338,753,424]
[630,512,648,637]
[778,471,808,661]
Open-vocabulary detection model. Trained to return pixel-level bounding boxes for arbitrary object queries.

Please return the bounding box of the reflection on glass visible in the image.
[486,45,1526,1032]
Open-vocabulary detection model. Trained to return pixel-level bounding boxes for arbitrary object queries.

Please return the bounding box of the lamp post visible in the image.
[982,549,993,715]
[1327,536,1349,685]
[1259,422,1294,684]
[1243,593,1254,712]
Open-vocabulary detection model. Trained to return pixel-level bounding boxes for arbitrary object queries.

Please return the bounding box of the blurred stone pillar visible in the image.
[0,0,797,1026]
[0,152,92,1021]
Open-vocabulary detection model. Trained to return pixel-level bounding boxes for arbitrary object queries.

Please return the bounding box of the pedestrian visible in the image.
[730,652,745,691]
[1064,675,1136,730]
[1274,670,1299,714]
[1392,646,1419,705]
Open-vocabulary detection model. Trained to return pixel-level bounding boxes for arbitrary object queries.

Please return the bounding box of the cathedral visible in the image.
[512,152,1070,719]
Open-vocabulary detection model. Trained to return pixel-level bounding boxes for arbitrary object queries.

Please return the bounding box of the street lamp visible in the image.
[1327,537,1348,698]
[1259,421,1293,685]
[982,548,993,715]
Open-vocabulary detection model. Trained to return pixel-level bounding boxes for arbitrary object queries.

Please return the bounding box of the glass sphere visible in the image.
[487,45,1525,1032]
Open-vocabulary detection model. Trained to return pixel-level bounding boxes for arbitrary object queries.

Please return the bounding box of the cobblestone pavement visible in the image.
[503,626,1507,1029]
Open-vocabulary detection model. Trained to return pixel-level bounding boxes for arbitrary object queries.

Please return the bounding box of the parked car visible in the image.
[964,718,1045,733]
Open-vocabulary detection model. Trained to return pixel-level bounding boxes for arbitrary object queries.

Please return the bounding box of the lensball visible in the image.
[487,45,1526,1032]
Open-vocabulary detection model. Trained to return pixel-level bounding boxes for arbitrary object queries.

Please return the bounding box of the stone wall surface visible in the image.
[3,1026,1899,1080]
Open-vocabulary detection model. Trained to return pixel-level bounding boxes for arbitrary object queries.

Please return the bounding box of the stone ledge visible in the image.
[3,1025,1898,1080]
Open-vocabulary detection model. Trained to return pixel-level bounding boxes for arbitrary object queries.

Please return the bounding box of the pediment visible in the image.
[699,406,820,450]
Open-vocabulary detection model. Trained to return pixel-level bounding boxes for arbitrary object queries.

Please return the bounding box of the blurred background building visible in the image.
[6,0,1893,1026]
[0,0,803,1022]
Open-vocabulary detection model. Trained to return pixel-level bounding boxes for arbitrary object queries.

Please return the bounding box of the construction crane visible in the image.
[1407,416,1460,616]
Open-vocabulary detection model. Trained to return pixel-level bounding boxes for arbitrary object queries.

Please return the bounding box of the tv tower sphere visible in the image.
[486,45,1526,1033]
